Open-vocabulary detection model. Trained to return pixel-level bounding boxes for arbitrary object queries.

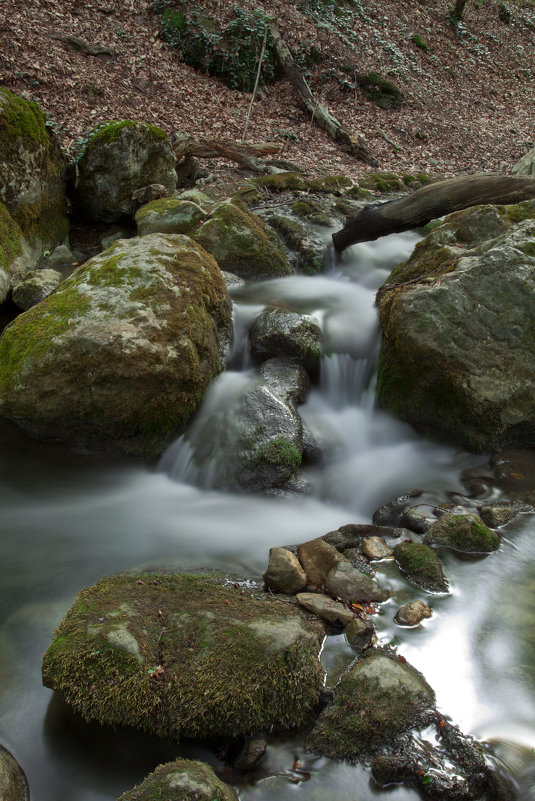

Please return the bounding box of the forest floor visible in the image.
[0,0,534,181]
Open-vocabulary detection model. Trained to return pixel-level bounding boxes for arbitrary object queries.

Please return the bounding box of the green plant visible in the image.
[411,33,429,52]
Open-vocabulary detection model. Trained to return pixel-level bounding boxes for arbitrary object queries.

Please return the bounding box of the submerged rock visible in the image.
[479,500,534,528]
[0,234,231,456]
[42,572,324,741]
[307,649,435,760]
[394,542,449,593]
[424,512,500,553]
[117,758,238,801]
[73,120,177,223]
[377,205,535,452]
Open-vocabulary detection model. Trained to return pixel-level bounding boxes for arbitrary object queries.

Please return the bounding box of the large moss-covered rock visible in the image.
[135,196,209,236]
[0,89,68,265]
[0,201,30,304]
[117,758,238,801]
[307,649,435,759]
[73,120,177,223]
[42,572,324,741]
[193,200,291,280]
[377,204,535,452]
[0,234,231,455]
[11,267,62,310]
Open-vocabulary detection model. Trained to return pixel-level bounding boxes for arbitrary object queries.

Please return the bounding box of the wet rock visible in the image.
[323,523,400,550]
[46,244,75,267]
[394,542,449,593]
[296,592,354,625]
[267,213,326,275]
[297,539,348,587]
[424,512,500,553]
[394,599,432,626]
[0,744,29,801]
[342,547,374,574]
[372,489,425,527]
[401,504,434,533]
[250,309,321,377]
[377,208,535,452]
[73,120,177,223]
[42,572,324,741]
[371,753,411,786]
[345,617,373,645]
[479,500,534,528]
[263,547,307,594]
[258,358,310,407]
[307,649,435,759]
[0,234,231,456]
[220,270,245,290]
[326,561,389,603]
[233,736,268,772]
[361,536,394,560]
[491,444,535,504]
[117,758,238,801]
[11,268,63,310]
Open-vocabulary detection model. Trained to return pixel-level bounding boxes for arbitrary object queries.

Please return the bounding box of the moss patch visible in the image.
[0,202,23,270]
[394,542,448,593]
[117,758,238,801]
[424,513,500,553]
[42,572,323,741]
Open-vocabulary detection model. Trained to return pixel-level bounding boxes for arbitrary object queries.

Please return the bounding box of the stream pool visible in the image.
[1,230,534,800]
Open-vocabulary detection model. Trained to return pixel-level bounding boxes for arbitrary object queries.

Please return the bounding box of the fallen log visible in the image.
[268,23,377,167]
[169,132,282,173]
[332,173,535,252]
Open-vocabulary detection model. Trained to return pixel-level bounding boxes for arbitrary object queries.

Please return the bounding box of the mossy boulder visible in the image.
[377,204,535,452]
[0,88,68,262]
[307,649,435,759]
[117,758,238,801]
[356,73,403,109]
[0,234,231,455]
[73,120,177,223]
[424,512,500,553]
[267,214,326,275]
[193,199,291,280]
[135,196,209,236]
[42,572,324,741]
[394,542,448,593]
[0,744,29,801]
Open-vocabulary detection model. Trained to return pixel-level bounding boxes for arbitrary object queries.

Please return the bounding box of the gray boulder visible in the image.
[250,309,321,376]
[0,202,33,303]
[73,120,177,223]
[135,196,209,236]
[307,649,435,759]
[512,145,535,176]
[11,267,63,310]
[0,745,29,801]
[0,234,231,456]
[117,758,238,801]
[377,205,535,451]
[42,572,324,741]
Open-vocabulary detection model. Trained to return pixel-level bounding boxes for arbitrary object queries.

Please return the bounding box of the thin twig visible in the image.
[242,25,268,142]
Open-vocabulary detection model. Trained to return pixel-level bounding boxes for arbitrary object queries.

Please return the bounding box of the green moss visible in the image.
[254,172,308,192]
[258,436,302,468]
[393,542,448,593]
[88,120,166,149]
[523,241,535,257]
[356,73,403,109]
[425,513,500,553]
[498,200,535,225]
[416,171,431,185]
[118,757,237,801]
[411,34,429,52]
[0,202,23,269]
[42,572,322,740]
[0,88,48,150]
[359,173,404,193]
[308,175,352,194]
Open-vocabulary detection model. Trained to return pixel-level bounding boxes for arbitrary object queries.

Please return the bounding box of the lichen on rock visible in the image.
[117,758,238,801]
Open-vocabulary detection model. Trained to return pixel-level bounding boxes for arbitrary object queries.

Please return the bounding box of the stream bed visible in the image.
[0,230,534,800]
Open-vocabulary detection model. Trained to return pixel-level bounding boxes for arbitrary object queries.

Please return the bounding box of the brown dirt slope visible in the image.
[0,0,533,179]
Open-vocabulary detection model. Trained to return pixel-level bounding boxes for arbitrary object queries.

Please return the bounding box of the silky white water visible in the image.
[0,230,533,800]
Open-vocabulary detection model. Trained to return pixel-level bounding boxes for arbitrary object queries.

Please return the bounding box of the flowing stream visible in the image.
[0,230,534,800]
